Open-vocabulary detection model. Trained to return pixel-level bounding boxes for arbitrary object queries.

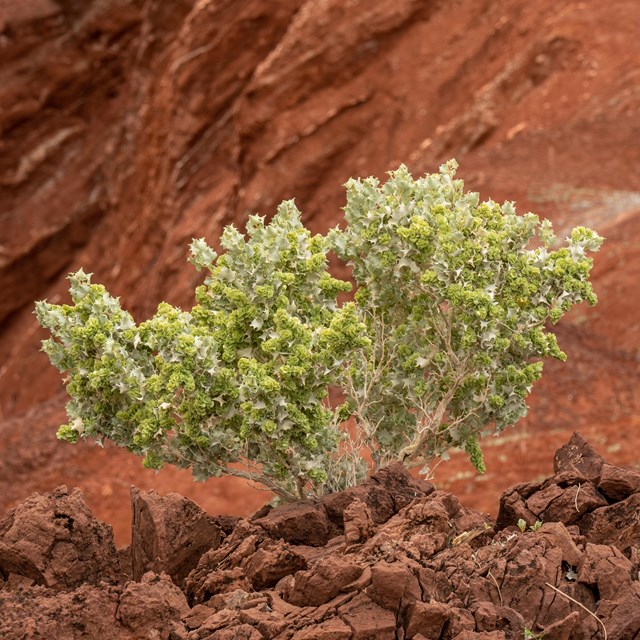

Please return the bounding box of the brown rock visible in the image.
[186,522,307,602]
[535,522,582,567]
[284,556,363,606]
[525,480,607,525]
[212,515,242,537]
[343,498,374,545]
[239,605,288,637]
[496,482,543,532]
[337,592,396,640]
[4,573,35,590]
[598,463,640,501]
[322,462,434,531]
[185,521,266,603]
[341,564,372,593]
[117,571,189,637]
[416,566,453,603]
[268,591,302,617]
[489,537,591,628]
[448,608,477,637]
[0,485,119,589]
[322,483,396,531]
[540,611,580,640]
[117,545,133,582]
[553,432,604,482]
[1,435,638,640]
[130,487,222,586]
[254,501,332,547]
[390,491,459,556]
[365,561,420,613]
[404,601,452,638]
[452,632,506,640]
[0,0,61,29]
[577,543,634,600]
[497,460,609,531]
[0,584,122,639]
[372,462,435,512]
[183,603,216,630]
[192,609,238,638]
[189,565,253,603]
[597,581,640,640]
[290,617,352,639]
[579,493,640,553]
[472,602,525,636]
[208,623,265,639]
[244,538,307,590]
[208,588,269,612]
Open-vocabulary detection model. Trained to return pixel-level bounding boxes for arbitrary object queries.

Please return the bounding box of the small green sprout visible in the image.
[530,520,543,532]
[517,518,543,532]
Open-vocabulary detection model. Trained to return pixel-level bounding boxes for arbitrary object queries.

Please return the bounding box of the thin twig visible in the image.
[487,570,503,607]
[544,582,607,640]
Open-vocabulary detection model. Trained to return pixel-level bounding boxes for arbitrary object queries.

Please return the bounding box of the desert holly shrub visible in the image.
[328,160,602,474]
[36,202,370,500]
[36,161,602,499]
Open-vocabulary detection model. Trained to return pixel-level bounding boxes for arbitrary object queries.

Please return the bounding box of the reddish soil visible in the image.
[1,434,639,639]
[1,0,640,547]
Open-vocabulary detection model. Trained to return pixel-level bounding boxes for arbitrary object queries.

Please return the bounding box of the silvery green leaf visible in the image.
[189,238,218,270]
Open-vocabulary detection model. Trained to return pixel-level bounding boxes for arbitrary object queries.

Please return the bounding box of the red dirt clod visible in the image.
[286,616,352,640]
[578,493,640,553]
[577,542,634,600]
[244,539,308,591]
[0,484,119,590]
[116,571,189,637]
[598,463,640,502]
[405,600,455,638]
[130,487,222,586]
[337,591,396,639]
[253,501,333,547]
[343,498,374,546]
[283,556,364,607]
[365,560,421,613]
[553,432,604,482]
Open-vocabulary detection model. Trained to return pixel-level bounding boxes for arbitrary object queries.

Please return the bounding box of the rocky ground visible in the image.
[1,1,639,544]
[1,433,639,639]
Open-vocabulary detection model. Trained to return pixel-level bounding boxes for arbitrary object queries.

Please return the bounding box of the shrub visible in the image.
[329,161,602,474]
[36,161,602,499]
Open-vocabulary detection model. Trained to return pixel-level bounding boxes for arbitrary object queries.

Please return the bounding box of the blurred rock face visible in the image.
[1,1,639,533]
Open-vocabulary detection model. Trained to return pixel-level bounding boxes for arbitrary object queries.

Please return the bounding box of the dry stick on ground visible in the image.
[487,570,503,607]
[544,582,608,639]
